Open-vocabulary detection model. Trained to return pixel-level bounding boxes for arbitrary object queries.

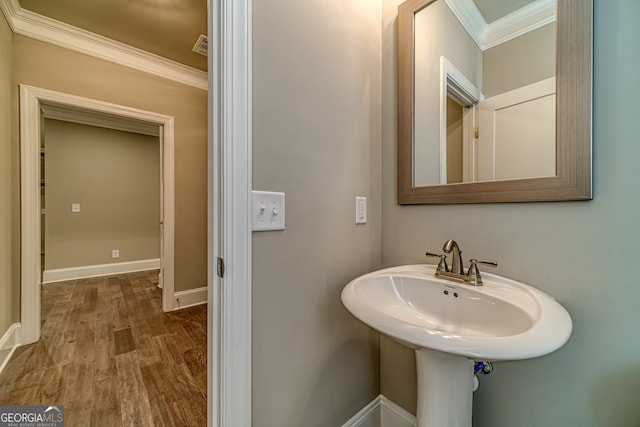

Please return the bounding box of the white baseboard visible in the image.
[42,259,160,283]
[342,396,381,427]
[0,323,22,375]
[380,397,416,427]
[343,395,416,427]
[174,286,207,309]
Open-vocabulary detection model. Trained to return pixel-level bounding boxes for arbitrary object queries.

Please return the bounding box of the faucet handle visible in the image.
[470,259,497,269]
[467,259,497,284]
[425,252,448,273]
[468,259,497,273]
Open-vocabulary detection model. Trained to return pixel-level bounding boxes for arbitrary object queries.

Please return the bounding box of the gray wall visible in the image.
[251,0,383,424]
[43,119,160,270]
[381,0,640,425]
[482,22,556,98]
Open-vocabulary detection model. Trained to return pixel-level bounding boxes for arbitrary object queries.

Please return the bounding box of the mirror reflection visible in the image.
[413,0,556,186]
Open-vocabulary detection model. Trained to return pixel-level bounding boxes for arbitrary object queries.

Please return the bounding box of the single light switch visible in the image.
[252,191,285,231]
[71,203,81,213]
[355,197,367,224]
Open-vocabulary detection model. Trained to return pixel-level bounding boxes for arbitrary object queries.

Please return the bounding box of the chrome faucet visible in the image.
[443,239,464,275]
[426,240,497,286]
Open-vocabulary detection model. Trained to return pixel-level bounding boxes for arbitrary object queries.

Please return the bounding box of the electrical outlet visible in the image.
[111,249,120,259]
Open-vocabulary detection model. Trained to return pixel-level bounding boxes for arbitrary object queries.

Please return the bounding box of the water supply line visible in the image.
[473,361,494,392]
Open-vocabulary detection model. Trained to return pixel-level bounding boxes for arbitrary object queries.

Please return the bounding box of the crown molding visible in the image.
[0,0,207,90]
[483,0,556,50]
[444,0,556,51]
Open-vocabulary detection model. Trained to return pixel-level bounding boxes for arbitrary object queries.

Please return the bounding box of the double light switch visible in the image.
[252,191,285,231]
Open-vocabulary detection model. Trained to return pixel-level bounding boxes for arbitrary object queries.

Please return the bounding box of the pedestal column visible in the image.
[415,348,474,427]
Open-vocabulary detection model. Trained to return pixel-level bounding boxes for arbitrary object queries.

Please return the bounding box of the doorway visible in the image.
[39,112,162,287]
[20,85,176,345]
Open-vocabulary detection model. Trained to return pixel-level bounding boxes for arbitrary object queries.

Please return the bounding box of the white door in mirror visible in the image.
[252,191,285,231]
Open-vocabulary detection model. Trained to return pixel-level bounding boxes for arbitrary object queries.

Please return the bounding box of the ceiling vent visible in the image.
[192,34,208,56]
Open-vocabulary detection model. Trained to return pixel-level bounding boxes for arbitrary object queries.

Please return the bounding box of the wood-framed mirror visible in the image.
[397,0,592,204]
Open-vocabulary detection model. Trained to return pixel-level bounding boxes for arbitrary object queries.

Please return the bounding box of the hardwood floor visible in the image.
[0,271,207,426]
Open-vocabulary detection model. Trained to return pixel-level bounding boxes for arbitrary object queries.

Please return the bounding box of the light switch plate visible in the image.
[252,191,285,231]
[355,196,367,224]
[71,203,81,213]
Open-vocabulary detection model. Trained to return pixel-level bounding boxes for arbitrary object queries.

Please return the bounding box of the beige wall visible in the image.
[382,0,640,425]
[0,12,16,332]
[381,0,417,411]
[251,0,382,424]
[13,35,207,292]
[482,22,556,98]
[43,119,160,270]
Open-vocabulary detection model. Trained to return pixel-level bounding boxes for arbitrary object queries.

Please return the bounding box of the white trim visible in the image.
[443,0,556,51]
[20,84,176,345]
[174,286,208,309]
[42,259,160,284]
[483,0,556,50]
[0,323,22,375]
[381,396,417,426]
[439,57,481,184]
[440,56,481,106]
[40,103,160,137]
[0,0,207,90]
[341,395,381,427]
[19,87,41,346]
[208,0,252,424]
[342,395,417,427]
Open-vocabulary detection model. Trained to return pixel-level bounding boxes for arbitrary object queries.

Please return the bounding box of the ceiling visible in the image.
[473,0,538,23]
[18,0,208,71]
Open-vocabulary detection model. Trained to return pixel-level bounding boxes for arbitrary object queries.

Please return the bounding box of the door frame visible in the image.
[439,56,481,185]
[208,0,252,424]
[19,84,176,344]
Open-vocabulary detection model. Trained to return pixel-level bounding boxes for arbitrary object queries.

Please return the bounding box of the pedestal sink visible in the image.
[341,264,572,427]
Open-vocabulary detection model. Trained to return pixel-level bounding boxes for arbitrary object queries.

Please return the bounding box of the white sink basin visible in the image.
[342,264,572,426]
[341,264,572,361]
